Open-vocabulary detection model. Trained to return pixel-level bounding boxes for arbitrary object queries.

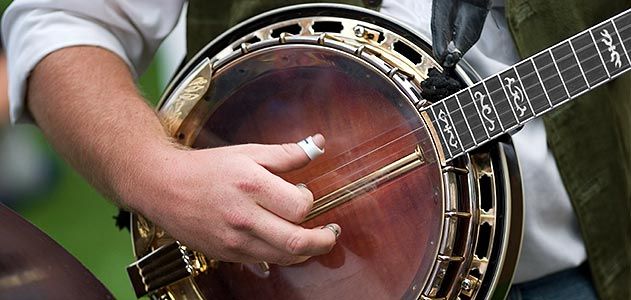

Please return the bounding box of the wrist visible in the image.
[108,132,181,214]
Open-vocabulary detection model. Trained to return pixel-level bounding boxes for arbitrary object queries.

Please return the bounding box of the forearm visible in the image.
[27,45,338,265]
[27,46,171,209]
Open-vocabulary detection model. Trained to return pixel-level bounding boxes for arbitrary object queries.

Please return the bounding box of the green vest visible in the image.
[186,1,631,298]
[506,1,631,299]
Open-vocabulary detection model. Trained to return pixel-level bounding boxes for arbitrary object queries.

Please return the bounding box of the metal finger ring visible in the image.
[322,223,341,240]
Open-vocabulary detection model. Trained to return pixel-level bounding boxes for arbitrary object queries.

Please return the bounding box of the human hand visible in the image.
[22,46,338,266]
[125,134,340,266]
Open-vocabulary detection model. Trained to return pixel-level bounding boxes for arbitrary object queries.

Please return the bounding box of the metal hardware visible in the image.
[388,67,415,80]
[460,275,480,297]
[437,255,464,262]
[415,99,430,110]
[258,262,270,273]
[279,32,289,44]
[127,242,208,298]
[353,25,365,37]
[442,166,469,175]
[445,211,472,218]
[153,291,175,300]
[158,58,212,139]
[240,43,250,54]
[461,278,472,290]
[352,25,382,42]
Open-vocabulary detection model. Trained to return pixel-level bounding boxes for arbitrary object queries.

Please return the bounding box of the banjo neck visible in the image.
[426,8,631,163]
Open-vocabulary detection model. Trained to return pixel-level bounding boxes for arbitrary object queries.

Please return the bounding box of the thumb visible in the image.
[235,134,325,173]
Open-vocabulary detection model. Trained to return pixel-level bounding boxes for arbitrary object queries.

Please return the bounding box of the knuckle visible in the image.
[289,198,313,222]
[224,210,254,231]
[236,178,263,195]
[222,234,247,252]
[285,231,310,255]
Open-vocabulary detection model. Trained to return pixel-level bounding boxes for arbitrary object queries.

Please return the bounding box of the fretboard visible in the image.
[426,8,631,162]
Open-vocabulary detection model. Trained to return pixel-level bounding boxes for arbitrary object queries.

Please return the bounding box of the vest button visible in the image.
[362,0,382,8]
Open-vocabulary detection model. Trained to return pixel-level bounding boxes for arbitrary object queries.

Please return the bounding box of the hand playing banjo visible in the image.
[27,47,339,270]
[128,133,340,266]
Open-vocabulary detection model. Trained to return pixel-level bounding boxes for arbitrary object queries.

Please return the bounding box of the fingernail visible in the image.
[321,223,341,240]
[296,183,308,189]
[297,135,325,160]
[311,133,325,148]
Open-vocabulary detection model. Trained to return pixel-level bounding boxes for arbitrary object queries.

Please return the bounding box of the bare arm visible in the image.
[28,46,339,264]
[0,53,8,125]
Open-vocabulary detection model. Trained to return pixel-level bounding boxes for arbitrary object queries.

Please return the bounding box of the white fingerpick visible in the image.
[297,136,324,160]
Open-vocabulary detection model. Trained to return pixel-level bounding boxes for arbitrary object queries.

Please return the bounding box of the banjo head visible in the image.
[127,4,523,300]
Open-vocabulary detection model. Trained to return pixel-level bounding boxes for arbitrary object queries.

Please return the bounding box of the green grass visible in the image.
[14,55,164,300]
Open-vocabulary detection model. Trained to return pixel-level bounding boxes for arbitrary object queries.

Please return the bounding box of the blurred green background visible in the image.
[1,1,170,298]
[13,63,164,300]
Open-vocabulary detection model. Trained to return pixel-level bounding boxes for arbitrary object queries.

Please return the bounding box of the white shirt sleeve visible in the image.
[1,0,186,123]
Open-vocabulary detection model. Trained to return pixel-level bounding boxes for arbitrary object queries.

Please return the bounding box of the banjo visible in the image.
[126,4,630,299]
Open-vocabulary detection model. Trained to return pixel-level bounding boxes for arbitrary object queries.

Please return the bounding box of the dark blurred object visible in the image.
[0,49,59,207]
[0,203,115,300]
[0,127,60,207]
[115,209,131,231]
[421,67,463,102]
[431,0,491,67]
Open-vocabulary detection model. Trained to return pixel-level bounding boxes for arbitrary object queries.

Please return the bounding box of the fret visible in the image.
[592,21,630,77]
[571,32,609,87]
[485,76,519,129]
[532,51,568,105]
[458,89,489,144]
[499,68,534,124]
[530,57,553,106]
[470,83,503,137]
[430,102,463,158]
[551,41,589,97]
[549,49,571,98]
[454,94,479,147]
[516,59,552,115]
[589,29,612,79]
[568,40,590,89]
[613,12,631,67]
[442,99,466,153]
[443,95,475,149]
[455,95,478,147]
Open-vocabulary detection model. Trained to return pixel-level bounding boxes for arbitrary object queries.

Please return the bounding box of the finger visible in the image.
[452,0,491,60]
[431,0,457,64]
[219,235,309,265]
[233,134,326,173]
[215,203,311,265]
[251,170,314,223]
[252,208,341,258]
[239,239,310,266]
